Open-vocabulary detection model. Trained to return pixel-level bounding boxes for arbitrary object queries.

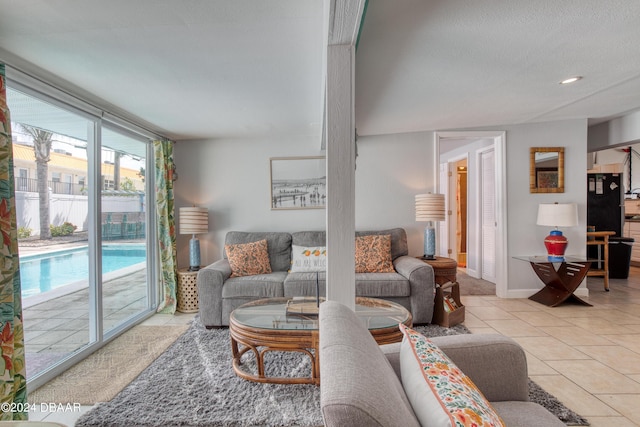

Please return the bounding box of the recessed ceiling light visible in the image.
[560,76,583,85]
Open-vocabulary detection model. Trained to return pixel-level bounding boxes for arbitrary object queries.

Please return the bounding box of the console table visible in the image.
[515,256,592,307]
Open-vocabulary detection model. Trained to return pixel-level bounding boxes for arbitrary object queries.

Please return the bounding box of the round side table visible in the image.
[177,268,199,313]
[417,256,464,327]
[417,256,457,286]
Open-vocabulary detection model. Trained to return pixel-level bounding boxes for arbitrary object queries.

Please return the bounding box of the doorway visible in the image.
[435,131,506,296]
[455,159,468,268]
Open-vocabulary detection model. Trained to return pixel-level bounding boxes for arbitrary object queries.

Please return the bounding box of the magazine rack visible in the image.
[432,281,465,327]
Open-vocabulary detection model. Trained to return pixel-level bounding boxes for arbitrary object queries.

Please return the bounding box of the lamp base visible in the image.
[189,236,201,271]
[420,255,436,260]
[544,230,568,261]
[424,224,436,259]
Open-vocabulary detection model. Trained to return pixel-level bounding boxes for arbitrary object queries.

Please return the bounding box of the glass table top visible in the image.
[230,297,410,331]
[513,255,595,264]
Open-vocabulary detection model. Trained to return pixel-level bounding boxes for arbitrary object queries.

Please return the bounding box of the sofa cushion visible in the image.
[291,230,326,247]
[491,402,566,427]
[284,271,326,297]
[290,244,327,272]
[357,228,408,260]
[225,239,272,277]
[224,231,292,272]
[399,324,505,427]
[221,272,287,298]
[355,272,410,297]
[355,234,395,273]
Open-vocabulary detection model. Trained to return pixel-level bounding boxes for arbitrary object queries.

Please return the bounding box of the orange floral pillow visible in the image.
[225,239,272,277]
[355,234,395,273]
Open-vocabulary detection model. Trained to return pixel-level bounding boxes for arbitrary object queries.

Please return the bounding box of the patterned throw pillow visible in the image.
[225,239,272,278]
[399,324,505,427]
[290,245,327,272]
[354,234,395,273]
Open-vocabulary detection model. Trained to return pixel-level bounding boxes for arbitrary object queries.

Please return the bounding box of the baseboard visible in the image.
[504,286,589,299]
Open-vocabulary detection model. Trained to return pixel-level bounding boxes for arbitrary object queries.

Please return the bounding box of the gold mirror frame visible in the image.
[530,147,564,193]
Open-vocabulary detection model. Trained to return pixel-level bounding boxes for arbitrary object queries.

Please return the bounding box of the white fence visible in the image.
[16,191,146,235]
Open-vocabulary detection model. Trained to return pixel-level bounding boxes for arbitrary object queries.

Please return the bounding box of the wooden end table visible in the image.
[417,256,458,286]
[417,256,464,326]
[229,297,412,385]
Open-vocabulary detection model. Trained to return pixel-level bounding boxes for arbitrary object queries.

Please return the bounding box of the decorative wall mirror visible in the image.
[530,147,564,193]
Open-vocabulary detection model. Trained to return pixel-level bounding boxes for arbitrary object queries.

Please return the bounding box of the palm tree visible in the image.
[21,124,53,239]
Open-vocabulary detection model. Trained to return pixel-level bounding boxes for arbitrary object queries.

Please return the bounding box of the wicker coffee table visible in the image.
[229,297,412,385]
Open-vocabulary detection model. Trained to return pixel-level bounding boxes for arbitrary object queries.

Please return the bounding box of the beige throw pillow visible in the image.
[354,234,395,273]
[225,239,272,277]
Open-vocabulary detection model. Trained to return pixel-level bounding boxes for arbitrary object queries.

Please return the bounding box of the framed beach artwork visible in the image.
[270,156,326,210]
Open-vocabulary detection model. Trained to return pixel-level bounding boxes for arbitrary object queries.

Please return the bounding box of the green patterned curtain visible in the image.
[154,139,178,314]
[0,64,28,419]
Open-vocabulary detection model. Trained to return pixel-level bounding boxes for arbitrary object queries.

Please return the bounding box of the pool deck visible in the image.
[19,236,149,378]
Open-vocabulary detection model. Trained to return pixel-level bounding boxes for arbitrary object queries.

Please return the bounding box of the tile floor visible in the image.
[464,272,640,427]
[28,268,640,426]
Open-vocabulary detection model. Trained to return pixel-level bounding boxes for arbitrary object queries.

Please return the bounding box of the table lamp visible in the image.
[179,206,209,271]
[536,202,578,261]
[415,193,446,260]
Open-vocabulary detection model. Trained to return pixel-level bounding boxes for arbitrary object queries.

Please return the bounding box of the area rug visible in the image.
[76,318,588,427]
[28,323,188,405]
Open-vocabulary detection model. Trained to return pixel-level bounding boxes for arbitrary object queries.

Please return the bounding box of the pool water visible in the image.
[20,245,146,297]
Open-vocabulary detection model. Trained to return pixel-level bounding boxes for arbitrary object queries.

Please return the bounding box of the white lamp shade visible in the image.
[415,193,446,222]
[179,207,209,234]
[536,203,578,227]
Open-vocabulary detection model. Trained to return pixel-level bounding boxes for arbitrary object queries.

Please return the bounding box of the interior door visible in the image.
[438,162,450,257]
[481,148,496,282]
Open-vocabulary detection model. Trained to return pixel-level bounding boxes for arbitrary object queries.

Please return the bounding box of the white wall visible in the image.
[354,131,436,256]
[588,110,640,152]
[174,119,589,297]
[173,134,326,267]
[173,131,436,267]
[502,120,588,296]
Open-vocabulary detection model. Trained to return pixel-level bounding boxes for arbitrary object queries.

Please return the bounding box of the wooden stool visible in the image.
[586,230,615,291]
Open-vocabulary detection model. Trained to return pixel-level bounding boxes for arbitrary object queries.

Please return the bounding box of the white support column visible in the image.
[323,0,365,310]
[325,43,356,310]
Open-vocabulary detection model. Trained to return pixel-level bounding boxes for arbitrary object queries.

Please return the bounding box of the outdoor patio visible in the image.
[19,236,149,378]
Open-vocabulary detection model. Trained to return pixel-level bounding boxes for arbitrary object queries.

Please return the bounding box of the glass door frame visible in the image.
[7,76,159,391]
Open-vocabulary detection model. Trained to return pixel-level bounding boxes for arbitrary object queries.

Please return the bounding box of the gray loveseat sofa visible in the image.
[197,228,435,328]
[319,300,565,427]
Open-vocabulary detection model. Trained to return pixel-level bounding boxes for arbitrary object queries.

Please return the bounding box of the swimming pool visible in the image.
[20,245,147,297]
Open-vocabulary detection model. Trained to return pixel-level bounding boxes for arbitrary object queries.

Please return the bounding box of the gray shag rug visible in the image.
[76,319,588,427]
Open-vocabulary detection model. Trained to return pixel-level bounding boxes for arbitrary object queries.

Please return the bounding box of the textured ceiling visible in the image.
[355,0,640,135]
[0,0,325,141]
[1,0,640,141]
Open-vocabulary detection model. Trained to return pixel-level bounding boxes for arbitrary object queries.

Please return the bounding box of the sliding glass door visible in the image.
[9,87,93,380]
[101,127,150,334]
[6,82,156,388]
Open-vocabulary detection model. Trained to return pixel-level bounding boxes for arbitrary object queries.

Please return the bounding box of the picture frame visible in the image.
[530,147,564,193]
[270,156,326,210]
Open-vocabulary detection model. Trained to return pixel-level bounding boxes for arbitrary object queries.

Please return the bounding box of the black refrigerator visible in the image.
[587,173,624,236]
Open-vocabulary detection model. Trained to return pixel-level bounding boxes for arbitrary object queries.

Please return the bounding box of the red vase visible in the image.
[544,230,568,261]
